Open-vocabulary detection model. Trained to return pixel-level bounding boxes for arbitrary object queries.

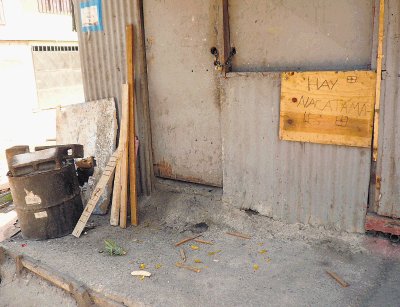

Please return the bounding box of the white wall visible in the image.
[0,44,57,184]
[0,0,77,41]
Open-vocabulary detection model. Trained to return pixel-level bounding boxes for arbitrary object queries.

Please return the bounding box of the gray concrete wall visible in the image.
[229,0,374,72]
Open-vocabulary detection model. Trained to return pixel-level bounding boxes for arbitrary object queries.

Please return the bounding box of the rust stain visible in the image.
[376,176,382,190]
[153,160,222,188]
[154,160,173,178]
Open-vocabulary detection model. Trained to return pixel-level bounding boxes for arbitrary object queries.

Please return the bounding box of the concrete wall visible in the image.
[229,0,374,72]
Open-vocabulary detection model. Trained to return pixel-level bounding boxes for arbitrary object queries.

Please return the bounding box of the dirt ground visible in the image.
[1,179,400,306]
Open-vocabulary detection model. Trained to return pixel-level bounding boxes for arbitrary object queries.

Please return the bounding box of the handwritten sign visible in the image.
[279,71,376,147]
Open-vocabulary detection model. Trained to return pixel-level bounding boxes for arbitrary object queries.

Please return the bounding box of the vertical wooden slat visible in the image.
[110,159,121,226]
[119,84,129,228]
[110,84,129,226]
[373,0,385,161]
[126,24,138,226]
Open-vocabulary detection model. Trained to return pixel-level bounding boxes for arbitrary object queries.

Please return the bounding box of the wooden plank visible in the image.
[119,84,130,228]
[72,149,121,238]
[373,0,385,161]
[126,24,138,226]
[110,84,129,226]
[279,71,376,147]
[109,159,121,226]
[119,148,128,228]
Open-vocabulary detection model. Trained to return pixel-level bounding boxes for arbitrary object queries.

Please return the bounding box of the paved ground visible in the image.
[1,180,400,307]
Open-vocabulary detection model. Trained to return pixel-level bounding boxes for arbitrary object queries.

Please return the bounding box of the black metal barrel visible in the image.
[8,163,83,240]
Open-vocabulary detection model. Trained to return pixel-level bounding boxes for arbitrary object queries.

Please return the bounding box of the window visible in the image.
[37,0,72,15]
[31,45,84,109]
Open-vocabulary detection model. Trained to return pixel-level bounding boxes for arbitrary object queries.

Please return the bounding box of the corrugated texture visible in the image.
[75,0,132,116]
[229,0,374,72]
[375,0,400,218]
[222,73,371,233]
[74,0,153,195]
[143,0,222,187]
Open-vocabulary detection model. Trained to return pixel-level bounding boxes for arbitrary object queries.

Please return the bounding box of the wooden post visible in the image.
[373,0,385,161]
[126,24,138,226]
[119,84,129,229]
[109,160,121,226]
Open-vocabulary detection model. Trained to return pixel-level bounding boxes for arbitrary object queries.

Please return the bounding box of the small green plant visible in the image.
[104,239,126,256]
[0,192,12,205]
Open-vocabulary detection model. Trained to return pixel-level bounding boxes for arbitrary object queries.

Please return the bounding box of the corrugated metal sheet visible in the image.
[221,72,371,233]
[73,0,153,195]
[374,0,400,218]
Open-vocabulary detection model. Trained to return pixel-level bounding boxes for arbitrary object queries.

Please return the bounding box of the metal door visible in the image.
[143,0,222,187]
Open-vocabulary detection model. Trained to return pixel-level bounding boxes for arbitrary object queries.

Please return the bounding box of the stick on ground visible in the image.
[179,248,186,262]
[226,232,252,240]
[175,234,202,247]
[175,262,201,273]
[326,271,349,288]
[194,238,214,245]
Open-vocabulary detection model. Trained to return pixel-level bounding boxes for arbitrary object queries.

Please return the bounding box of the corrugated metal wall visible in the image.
[221,73,371,232]
[374,0,400,218]
[73,0,396,232]
[74,0,153,195]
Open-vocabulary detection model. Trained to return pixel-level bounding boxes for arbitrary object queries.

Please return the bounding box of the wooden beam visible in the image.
[110,160,121,226]
[222,0,231,75]
[116,84,129,228]
[126,24,138,226]
[372,0,385,161]
[119,145,129,228]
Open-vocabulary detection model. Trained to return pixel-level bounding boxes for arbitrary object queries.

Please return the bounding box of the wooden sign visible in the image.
[279,71,376,147]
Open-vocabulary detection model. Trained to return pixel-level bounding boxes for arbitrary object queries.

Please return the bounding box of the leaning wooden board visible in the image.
[72,149,121,237]
[279,71,376,147]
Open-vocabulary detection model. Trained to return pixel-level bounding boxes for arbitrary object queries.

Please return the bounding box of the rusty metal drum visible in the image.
[8,163,83,240]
